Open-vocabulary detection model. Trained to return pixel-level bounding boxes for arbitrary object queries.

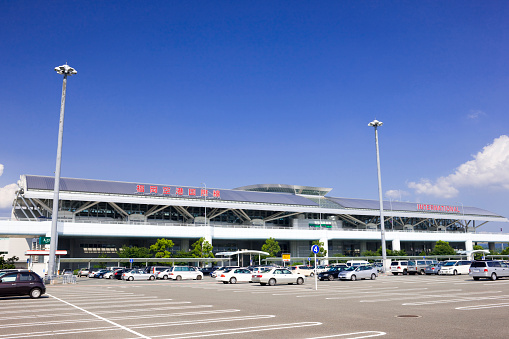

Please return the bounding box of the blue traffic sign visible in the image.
[311,245,320,254]
[129,259,134,263]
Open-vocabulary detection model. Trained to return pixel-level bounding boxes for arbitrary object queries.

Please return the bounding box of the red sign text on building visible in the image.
[417,204,460,213]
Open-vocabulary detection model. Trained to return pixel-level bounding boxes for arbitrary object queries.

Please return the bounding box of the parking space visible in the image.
[1,274,508,338]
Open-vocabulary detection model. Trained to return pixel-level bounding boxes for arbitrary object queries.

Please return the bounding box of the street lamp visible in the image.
[368,119,387,272]
[48,63,77,278]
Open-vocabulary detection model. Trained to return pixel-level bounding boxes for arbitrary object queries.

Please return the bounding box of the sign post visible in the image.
[282,253,291,267]
[311,245,320,291]
[129,258,133,269]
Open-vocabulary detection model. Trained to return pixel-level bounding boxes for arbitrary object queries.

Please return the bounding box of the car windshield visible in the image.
[343,267,356,271]
[443,262,456,266]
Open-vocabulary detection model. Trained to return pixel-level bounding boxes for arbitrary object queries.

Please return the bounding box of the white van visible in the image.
[346,260,370,267]
[439,260,472,275]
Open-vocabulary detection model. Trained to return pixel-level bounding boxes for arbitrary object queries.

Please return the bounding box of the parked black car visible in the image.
[0,271,46,298]
[113,268,131,280]
[318,267,345,281]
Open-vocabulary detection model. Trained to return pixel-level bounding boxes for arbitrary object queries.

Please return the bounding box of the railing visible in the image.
[2,217,501,235]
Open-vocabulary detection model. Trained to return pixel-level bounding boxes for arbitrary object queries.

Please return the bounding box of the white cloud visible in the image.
[467,110,486,119]
[385,189,409,200]
[0,164,18,209]
[408,135,509,198]
[0,183,17,209]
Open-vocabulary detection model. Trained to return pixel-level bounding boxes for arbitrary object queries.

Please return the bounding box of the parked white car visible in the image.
[439,260,472,275]
[211,266,239,278]
[390,260,410,275]
[122,269,156,281]
[216,268,253,284]
[103,270,116,279]
[161,266,203,281]
[252,267,305,286]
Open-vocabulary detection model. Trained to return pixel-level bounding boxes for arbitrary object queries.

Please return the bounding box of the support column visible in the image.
[290,241,299,260]
[181,239,190,252]
[392,239,401,252]
[488,242,495,252]
[465,239,473,252]
[360,241,367,254]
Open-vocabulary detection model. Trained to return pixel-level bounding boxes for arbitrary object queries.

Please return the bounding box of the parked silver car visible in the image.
[469,260,509,281]
[122,269,156,281]
[252,267,305,286]
[424,262,443,275]
[338,265,378,281]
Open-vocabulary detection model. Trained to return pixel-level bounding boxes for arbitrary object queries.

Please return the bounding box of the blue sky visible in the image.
[1,1,508,232]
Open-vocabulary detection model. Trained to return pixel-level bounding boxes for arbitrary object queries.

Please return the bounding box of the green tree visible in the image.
[310,240,327,258]
[501,246,509,255]
[190,237,214,258]
[261,238,281,258]
[430,240,456,256]
[361,250,376,257]
[117,245,151,259]
[0,255,18,269]
[149,238,175,258]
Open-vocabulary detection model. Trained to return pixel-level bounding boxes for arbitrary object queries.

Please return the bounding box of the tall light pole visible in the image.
[368,119,387,272]
[48,64,77,278]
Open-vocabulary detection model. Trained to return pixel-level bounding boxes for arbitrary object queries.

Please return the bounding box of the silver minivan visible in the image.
[469,260,509,281]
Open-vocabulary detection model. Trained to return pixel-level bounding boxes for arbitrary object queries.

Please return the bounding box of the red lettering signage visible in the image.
[135,185,221,199]
[417,204,460,213]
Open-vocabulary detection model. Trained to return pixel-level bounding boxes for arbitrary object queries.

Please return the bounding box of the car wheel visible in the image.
[29,288,42,299]
[268,278,276,286]
[176,275,182,281]
[371,273,376,280]
[163,275,168,280]
[453,270,457,276]
[196,275,202,280]
[419,269,425,275]
[149,275,155,280]
[297,277,304,285]
[99,276,103,279]
[403,269,408,275]
[491,273,497,281]
[473,277,480,281]
[328,275,334,281]
[310,272,314,277]
[128,276,134,281]
[230,277,237,284]
[351,275,357,281]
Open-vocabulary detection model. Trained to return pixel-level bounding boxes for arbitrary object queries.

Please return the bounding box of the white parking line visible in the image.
[306,331,386,339]
[359,290,501,303]
[456,302,509,310]
[0,313,273,330]
[47,293,150,339]
[129,321,323,338]
[402,295,509,306]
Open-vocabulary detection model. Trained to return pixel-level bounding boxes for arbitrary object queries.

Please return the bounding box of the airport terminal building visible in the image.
[1,175,508,268]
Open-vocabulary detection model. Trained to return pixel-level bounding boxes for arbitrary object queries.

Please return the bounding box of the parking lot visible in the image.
[1,274,508,338]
